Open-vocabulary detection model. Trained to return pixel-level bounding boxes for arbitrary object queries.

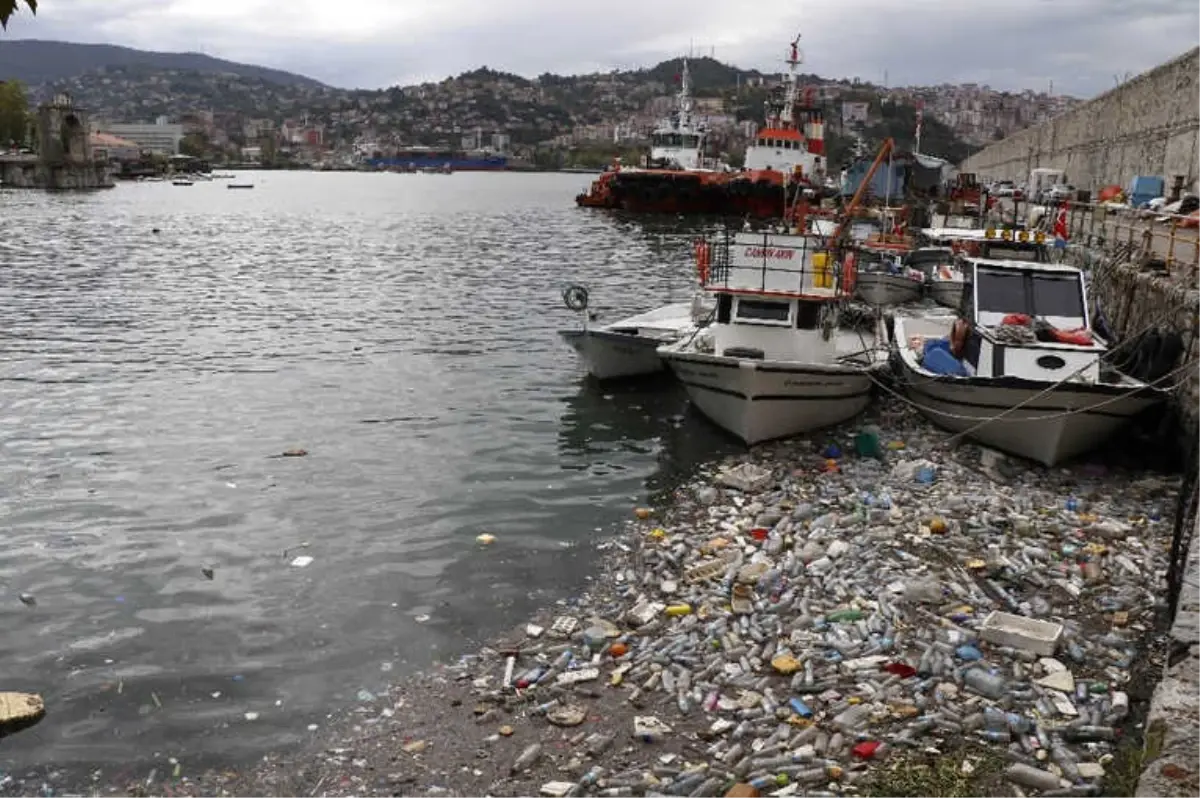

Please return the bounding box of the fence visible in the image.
[1060,201,1200,275]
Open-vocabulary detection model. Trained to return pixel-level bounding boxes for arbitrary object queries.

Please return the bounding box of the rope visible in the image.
[885,307,1197,444]
[870,359,1192,431]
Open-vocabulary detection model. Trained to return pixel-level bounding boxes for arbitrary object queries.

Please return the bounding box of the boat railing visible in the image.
[702,229,847,299]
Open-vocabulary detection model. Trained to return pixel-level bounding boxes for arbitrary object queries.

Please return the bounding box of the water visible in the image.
[0,172,736,776]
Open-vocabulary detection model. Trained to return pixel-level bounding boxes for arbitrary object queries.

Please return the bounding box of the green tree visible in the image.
[0,0,36,28]
[0,80,29,147]
[179,131,210,158]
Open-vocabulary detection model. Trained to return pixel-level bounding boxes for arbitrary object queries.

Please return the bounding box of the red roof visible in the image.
[90,132,140,149]
[757,128,804,141]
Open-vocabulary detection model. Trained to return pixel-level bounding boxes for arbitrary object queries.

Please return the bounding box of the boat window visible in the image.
[975,269,1085,321]
[975,270,1027,316]
[735,298,791,324]
[1031,274,1085,319]
[682,134,700,148]
[983,244,1043,262]
[795,301,821,330]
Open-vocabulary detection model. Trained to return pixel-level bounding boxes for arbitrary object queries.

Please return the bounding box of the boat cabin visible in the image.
[957,257,1103,382]
[904,246,956,278]
[743,128,824,175]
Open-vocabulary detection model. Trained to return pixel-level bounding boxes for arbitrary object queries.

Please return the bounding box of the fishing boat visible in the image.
[658,225,885,444]
[848,231,923,306]
[172,179,193,186]
[227,183,255,189]
[557,286,712,380]
[918,226,1051,308]
[890,257,1165,466]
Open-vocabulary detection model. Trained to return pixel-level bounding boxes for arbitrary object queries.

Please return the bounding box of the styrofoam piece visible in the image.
[555,667,600,686]
[979,611,1064,656]
[550,616,579,637]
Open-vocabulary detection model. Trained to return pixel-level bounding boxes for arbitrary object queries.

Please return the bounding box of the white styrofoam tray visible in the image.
[979,611,1064,657]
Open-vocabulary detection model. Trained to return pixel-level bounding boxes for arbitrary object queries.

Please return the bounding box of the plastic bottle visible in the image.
[964,667,1007,699]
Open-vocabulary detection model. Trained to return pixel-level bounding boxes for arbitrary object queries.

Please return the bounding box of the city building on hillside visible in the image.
[102,116,184,155]
[90,132,141,162]
[842,102,869,125]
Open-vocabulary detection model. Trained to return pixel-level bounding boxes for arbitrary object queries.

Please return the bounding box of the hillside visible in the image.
[0,40,1040,164]
[0,39,324,88]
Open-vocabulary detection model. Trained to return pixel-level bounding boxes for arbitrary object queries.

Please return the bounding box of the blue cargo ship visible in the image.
[366,148,508,171]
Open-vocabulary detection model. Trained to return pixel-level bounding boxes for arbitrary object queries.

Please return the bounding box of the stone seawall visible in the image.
[0,157,114,190]
[961,48,1200,192]
[1080,234,1200,792]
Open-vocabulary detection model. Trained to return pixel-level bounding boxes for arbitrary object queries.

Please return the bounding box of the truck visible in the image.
[1028,168,1067,203]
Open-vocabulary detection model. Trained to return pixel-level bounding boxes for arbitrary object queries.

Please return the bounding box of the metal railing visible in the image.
[1058,201,1199,274]
[703,229,849,297]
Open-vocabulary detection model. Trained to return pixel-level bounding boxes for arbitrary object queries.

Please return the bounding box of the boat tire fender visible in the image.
[950,318,971,359]
[563,285,590,312]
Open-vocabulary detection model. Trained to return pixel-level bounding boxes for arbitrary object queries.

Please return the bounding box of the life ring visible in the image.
[562,284,589,312]
[695,239,712,284]
[950,318,971,359]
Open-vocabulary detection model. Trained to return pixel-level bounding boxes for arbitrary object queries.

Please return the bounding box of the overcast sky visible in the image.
[4,0,1198,97]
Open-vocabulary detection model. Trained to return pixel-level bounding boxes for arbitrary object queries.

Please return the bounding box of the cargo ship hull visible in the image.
[576,168,814,218]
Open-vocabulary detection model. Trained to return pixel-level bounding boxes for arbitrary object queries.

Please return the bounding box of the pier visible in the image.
[964,48,1199,797]
[0,93,114,190]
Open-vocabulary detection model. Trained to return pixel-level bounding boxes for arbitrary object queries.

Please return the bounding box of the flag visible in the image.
[1053,202,1069,241]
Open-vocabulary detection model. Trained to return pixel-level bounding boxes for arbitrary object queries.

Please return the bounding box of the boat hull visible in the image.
[661,350,875,444]
[894,357,1164,466]
[854,273,923,306]
[559,329,669,380]
[928,280,964,309]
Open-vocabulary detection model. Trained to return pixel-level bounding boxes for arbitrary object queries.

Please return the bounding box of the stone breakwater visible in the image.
[5,409,1179,798]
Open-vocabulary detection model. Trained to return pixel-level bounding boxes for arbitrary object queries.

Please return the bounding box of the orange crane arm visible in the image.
[829,137,894,246]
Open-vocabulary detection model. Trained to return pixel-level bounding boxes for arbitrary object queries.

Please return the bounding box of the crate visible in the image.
[979,611,1063,656]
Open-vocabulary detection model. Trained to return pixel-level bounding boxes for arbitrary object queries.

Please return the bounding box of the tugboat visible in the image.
[724,33,828,218]
[575,58,731,215]
[574,39,828,219]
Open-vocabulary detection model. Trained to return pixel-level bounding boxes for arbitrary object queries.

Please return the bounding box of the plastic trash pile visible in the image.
[444,418,1176,797]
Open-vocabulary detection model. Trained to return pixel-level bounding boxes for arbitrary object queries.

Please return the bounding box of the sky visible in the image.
[3,0,1198,97]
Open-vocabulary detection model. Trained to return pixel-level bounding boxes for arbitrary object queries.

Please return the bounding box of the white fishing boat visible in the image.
[891,257,1165,466]
[927,260,967,309]
[850,238,925,306]
[558,287,711,380]
[659,229,885,444]
[918,226,1051,309]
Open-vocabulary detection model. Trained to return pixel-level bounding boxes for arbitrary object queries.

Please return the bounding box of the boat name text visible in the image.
[744,247,795,260]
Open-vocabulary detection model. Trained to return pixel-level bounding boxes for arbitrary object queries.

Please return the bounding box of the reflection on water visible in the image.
[0,172,737,778]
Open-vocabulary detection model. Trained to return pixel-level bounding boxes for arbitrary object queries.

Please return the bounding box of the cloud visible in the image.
[3,0,1197,96]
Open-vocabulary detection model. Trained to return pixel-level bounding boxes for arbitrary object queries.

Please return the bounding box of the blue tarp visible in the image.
[922,338,970,376]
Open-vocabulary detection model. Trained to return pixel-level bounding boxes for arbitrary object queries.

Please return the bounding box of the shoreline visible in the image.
[6,406,1182,798]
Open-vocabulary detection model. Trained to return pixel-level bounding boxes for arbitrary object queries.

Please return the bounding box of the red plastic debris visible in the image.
[883,662,917,679]
[852,740,881,759]
[750,528,769,541]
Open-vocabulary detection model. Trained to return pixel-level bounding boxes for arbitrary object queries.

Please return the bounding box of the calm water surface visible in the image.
[0,172,735,776]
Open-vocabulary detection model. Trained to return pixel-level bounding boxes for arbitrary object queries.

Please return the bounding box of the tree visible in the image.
[0,0,36,28]
[179,131,210,158]
[0,80,29,147]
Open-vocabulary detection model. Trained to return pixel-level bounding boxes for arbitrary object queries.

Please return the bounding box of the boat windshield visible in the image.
[652,133,701,148]
[981,244,1044,262]
[975,268,1085,321]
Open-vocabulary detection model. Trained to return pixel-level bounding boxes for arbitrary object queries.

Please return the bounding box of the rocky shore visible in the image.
[5,407,1180,798]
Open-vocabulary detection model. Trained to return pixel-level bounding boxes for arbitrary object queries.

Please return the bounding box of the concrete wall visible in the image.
[961,48,1200,193]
